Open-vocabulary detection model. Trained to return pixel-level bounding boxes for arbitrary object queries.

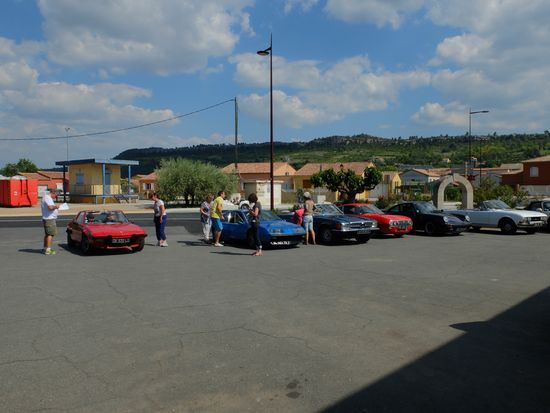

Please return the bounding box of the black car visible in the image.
[385,201,470,235]
[279,203,378,244]
[525,199,550,229]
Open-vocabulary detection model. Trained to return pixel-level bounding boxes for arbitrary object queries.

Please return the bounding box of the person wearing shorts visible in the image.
[41,189,59,255]
[302,192,316,245]
[210,191,226,247]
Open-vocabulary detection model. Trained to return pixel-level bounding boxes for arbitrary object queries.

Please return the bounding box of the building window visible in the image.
[76,173,85,185]
[530,166,539,177]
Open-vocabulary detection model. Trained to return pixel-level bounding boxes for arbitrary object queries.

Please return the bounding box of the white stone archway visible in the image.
[432,174,474,209]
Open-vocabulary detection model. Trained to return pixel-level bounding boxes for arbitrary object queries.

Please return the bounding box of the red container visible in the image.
[0,179,38,207]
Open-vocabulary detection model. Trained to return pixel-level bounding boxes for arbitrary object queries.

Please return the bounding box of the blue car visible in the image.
[221,209,305,248]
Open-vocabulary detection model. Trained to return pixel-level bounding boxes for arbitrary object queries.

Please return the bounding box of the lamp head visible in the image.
[257,47,271,56]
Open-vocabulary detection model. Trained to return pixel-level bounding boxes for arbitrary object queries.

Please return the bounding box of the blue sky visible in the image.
[0,0,549,168]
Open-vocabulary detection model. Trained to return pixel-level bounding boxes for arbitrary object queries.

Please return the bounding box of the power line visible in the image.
[0,98,235,141]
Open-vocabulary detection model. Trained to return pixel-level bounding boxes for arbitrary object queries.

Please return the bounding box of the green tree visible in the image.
[310,166,382,202]
[0,158,39,176]
[474,177,529,208]
[156,158,237,205]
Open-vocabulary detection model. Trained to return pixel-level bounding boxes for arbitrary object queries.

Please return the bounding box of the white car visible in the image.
[451,199,547,234]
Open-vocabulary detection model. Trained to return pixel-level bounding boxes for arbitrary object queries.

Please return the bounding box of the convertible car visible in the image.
[279,203,378,244]
[66,210,147,254]
[386,201,470,235]
[524,199,550,230]
[337,202,413,237]
[221,209,305,248]
[451,199,547,234]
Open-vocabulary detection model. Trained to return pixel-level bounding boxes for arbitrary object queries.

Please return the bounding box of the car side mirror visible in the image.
[536,208,543,213]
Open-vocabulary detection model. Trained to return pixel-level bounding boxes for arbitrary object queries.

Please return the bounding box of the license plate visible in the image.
[271,240,291,245]
[112,238,130,244]
[356,229,370,234]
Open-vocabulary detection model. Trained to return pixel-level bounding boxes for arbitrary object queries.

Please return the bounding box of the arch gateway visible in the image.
[432,174,474,209]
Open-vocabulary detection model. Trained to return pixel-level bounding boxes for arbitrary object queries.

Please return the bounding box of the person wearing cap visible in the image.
[302,191,316,245]
[41,189,60,255]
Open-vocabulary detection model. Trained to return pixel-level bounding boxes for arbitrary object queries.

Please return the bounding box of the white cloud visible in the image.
[234,53,431,128]
[284,0,320,14]
[38,0,254,75]
[412,101,467,127]
[324,0,424,28]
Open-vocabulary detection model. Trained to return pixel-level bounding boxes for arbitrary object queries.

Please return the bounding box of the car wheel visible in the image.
[424,221,437,236]
[80,235,92,255]
[320,227,333,244]
[499,218,517,235]
[356,234,370,243]
[132,239,145,252]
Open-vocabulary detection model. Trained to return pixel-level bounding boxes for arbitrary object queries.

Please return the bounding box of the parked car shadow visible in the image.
[321,286,550,413]
[60,243,137,256]
[470,228,536,236]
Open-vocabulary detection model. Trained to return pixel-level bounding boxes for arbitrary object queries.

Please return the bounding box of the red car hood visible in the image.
[354,213,411,223]
[84,223,146,237]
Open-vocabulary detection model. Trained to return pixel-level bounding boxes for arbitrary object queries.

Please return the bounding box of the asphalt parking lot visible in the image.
[1,222,549,413]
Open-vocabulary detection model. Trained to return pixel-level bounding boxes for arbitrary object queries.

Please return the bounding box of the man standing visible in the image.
[210,190,225,247]
[41,189,59,255]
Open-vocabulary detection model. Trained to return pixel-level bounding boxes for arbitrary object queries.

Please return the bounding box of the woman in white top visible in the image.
[151,192,168,246]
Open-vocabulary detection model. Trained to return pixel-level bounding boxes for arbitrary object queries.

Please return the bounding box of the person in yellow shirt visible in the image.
[210,190,226,247]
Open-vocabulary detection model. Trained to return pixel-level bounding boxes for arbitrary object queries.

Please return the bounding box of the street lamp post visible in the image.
[257,34,274,210]
[468,109,489,182]
[64,127,70,202]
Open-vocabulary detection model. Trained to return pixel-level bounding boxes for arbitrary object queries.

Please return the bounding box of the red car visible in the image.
[66,210,147,254]
[337,203,413,237]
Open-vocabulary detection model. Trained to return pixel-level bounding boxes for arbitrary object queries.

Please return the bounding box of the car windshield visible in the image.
[416,202,437,213]
[257,210,282,221]
[87,211,129,224]
[483,200,511,210]
[355,204,383,214]
[315,204,343,215]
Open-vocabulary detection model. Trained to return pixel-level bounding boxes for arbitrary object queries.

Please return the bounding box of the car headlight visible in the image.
[518,218,528,224]
[443,216,449,223]
[389,220,396,226]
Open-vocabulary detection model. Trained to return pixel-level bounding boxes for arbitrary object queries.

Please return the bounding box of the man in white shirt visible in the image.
[41,189,59,255]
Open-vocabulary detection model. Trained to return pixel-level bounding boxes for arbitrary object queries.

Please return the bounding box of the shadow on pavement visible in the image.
[177,240,210,247]
[18,248,45,254]
[210,250,254,256]
[322,287,550,413]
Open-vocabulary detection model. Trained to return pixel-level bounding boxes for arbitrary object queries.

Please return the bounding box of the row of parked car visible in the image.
[64,198,549,254]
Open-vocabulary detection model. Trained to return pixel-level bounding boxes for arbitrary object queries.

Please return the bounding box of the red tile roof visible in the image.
[295,162,374,176]
[523,155,550,163]
[222,162,296,175]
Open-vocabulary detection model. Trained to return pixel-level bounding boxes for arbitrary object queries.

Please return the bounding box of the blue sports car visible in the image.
[221,209,305,248]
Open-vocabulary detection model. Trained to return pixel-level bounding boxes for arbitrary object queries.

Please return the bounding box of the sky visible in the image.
[0,0,549,169]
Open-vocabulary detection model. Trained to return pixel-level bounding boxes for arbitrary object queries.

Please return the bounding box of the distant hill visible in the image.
[115,132,550,175]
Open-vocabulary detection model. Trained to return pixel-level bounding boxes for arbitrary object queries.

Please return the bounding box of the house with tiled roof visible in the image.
[293,162,376,202]
[19,170,68,197]
[399,168,449,186]
[133,172,157,199]
[221,162,296,206]
[501,155,550,196]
